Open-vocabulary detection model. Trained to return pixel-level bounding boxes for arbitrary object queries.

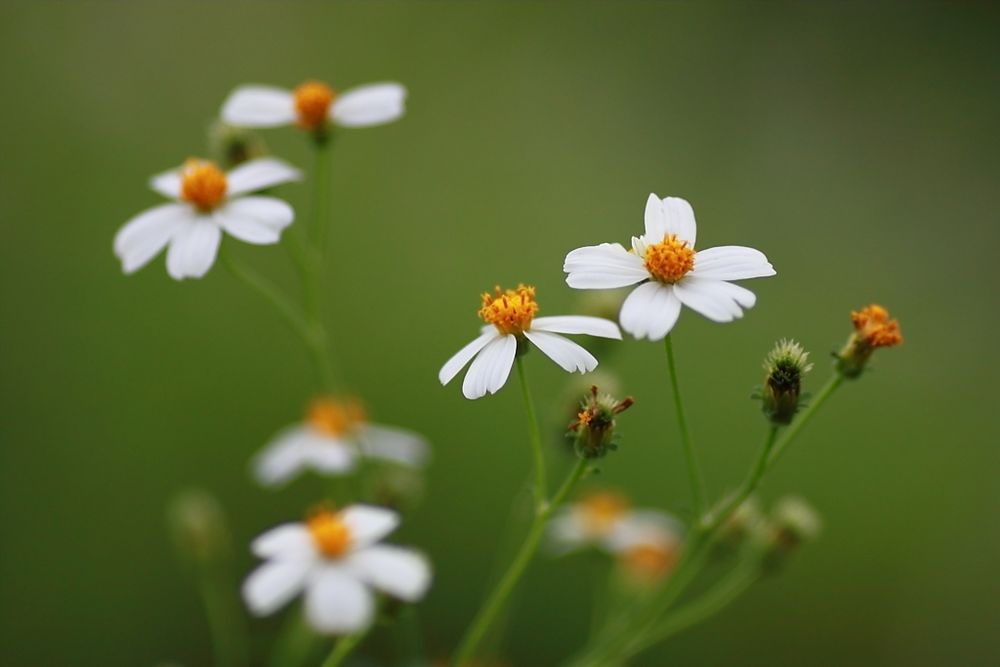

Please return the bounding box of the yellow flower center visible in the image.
[306,509,352,557]
[307,396,366,436]
[851,304,903,348]
[578,492,630,536]
[644,234,695,283]
[621,542,678,581]
[478,284,539,336]
[294,80,336,130]
[180,159,227,210]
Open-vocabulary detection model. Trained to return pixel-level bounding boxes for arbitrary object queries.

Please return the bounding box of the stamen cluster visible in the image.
[478,284,539,336]
[577,491,630,535]
[569,385,635,459]
[294,81,336,130]
[837,304,903,378]
[643,234,695,284]
[307,507,352,557]
[180,159,228,210]
[307,396,366,436]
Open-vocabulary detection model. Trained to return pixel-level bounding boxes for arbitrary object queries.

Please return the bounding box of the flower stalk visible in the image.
[664,334,706,519]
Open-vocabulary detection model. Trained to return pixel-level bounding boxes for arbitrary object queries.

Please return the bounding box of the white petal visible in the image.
[113,203,192,274]
[564,243,648,289]
[331,82,407,128]
[690,246,776,281]
[149,169,182,199]
[341,505,399,549]
[166,219,221,280]
[214,196,294,245]
[346,545,431,602]
[243,558,311,616]
[304,566,374,635]
[439,332,498,386]
[661,196,697,245]
[643,193,667,240]
[221,85,296,128]
[674,277,749,322]
[226,158,302,196]
[606,511,684,553]
[545,511,588,554]
[251,523,315,559]
[524,331,598,374]
[461,334,516,400]
[619,282,682,341]
[531,316,622,339]
[252,426,312,487]
[359,425,430,467]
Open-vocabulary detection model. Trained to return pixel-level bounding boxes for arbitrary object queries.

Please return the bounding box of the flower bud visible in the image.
[716,497,766,552]
[207,120,268,168]
[763,496,821,570]
[567,385,634,459]
[167,489,231,564]
[836,304,903,378]
[759,339,813,425]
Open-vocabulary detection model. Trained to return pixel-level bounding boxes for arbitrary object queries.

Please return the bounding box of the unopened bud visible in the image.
[836,304,903,378]
[208,120,268,168]
[759,339,813,425]
[167,489,231,564]
[766,495,821,564]
[567,386,634,459]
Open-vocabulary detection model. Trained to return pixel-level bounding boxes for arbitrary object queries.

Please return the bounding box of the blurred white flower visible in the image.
[563,194,775,340]
[253,396,430,487]
[439,285,621,400]
[546,491,681,556]
[113,157,301,280]
[243,505,431,635]
[222,80,407,131]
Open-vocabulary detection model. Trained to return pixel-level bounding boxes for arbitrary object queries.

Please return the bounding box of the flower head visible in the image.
[546,490,681,557]
[836,304,903,378]
[252,395,430,487]
[568,385,635,459]
[113,157,301,280]
[438,285,621,400]
[563,194,775,340]
[242,504,431,634]
[759,339,813,425]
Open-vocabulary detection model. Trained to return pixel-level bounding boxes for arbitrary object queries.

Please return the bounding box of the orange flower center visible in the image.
[307,396,366,436]
[180,159,227,210]
[306,509,352,557]
[478,284,539,336]
[578,492,630,536]
[622,542,678,581]
[644,234,695,283]
[851,304,903,348]
[294,81,336,130]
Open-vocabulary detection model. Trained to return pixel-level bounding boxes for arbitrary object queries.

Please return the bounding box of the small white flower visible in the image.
[243,505,431,635]
[222,80,407,131]
[439,284,621,400]
[113,157,301,280]
[547,491,681,556]
[253,396,430,487]
[563,194,776,340]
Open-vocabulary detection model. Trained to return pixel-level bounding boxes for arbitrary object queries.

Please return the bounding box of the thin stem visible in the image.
[515,357,547,510]
[319,629,367,667]
[664,334,706,519]
[767,373,845,470]
[198,562,248,667]
[709,424,780,529]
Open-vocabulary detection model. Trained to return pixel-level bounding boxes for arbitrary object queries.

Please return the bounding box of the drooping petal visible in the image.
[461,334,516,400]
[439,331,498,386]
[673,277,748,322]
[226,158,302,196]
[359,425,430,467]
[214,196,294,245]
[564,243,648,289]
[165,219,221,280]
[149,169,182,199]
[113,203,192,274]
[524,331,598,374]
[661,196,697,246]
[221,85,297,128]
[346,545,431,602]
[619,282,683,341]
[530,316,622,339]
[690,246,775,281]
[330,82,407,128]
[304,566,374,634]
[242,558,312,616]
[252,426,313,487]
[340,505,399,549]
[251,523,316,559]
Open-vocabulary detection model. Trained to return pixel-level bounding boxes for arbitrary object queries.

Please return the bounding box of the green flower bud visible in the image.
[763,496,822,571]
[759,339,813,425]
[567,385,634,459]
[167,489,231,564]
[207,120,268,169]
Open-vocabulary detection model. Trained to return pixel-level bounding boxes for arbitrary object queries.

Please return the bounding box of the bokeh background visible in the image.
[2,2,998,666]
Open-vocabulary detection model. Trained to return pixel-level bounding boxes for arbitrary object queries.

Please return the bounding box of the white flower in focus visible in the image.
[222,80,407,131]
[563,194,776,340]
[439,284,622,400]
[546,491,681,556]
[253,396,430,487]
[243,505,431,634]
[113,157,301,280]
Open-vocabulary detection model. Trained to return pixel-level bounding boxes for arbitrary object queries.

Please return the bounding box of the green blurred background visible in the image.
[2,2,998,666]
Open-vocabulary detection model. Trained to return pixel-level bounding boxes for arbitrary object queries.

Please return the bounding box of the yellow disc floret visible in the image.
[307,508,352,557]
[851,304,903,348]
[644,234,695,283]
[578,491,630,536]
[621,541,679,582]
[294,80,336,130]
[307,396,366,436]
[180,159,227,211]
[478,284,539,336]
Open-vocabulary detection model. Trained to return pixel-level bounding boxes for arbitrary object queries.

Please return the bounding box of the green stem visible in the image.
[664,334,706,519]
[198,562,248,667]
[515,357,547,510]
[319,628,367,667]
[709,424,780,529]
[766,374,844,470]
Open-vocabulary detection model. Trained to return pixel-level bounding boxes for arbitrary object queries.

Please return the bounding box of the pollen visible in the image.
[306,508,352,558]
[644,234,695,283]
[180,159,227,210]
[294,80,336,130]
[307,396,366,436]
[578,491,630,536]
[851,304,903,348]
[478,284,539,336]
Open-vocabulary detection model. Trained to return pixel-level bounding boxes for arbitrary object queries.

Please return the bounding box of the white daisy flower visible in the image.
[243,505,431,635]
[253,396,431,487]
[221,80,407,131]
[438,284,622,400]
[563,194,776,341]
[615,519,684,584]
[113,157,301,280]
[547,491,681,556]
